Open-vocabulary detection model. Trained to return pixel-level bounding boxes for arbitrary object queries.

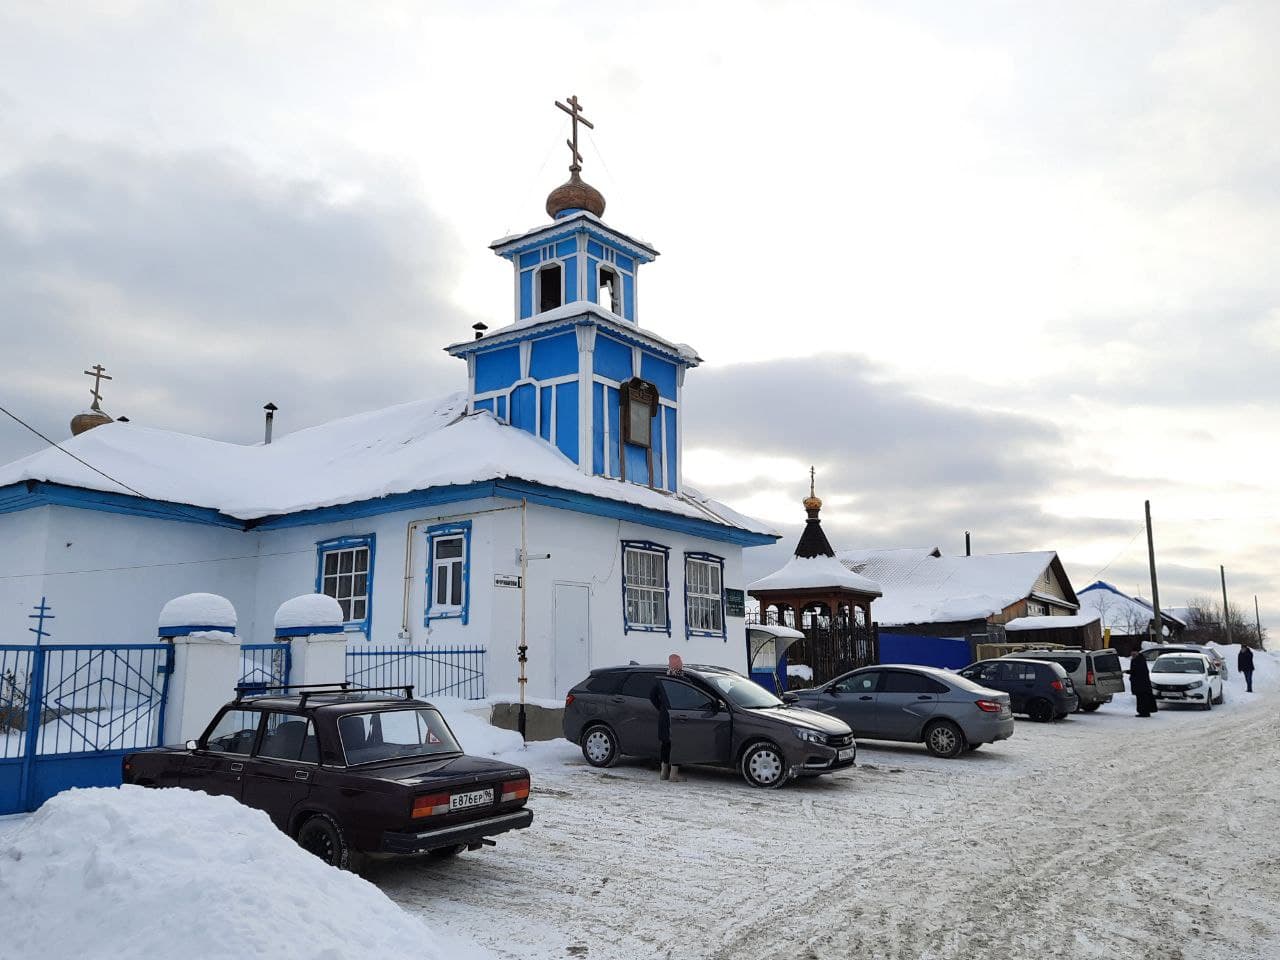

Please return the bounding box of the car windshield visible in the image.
[1153,657,1205,674]
[701,671,783,709]
[338,708,461,765]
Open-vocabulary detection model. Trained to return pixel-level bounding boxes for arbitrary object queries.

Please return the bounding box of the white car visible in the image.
[1150,653,1224,710]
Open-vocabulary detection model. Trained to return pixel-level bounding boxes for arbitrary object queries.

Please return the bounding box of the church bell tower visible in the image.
[446,96,699,494]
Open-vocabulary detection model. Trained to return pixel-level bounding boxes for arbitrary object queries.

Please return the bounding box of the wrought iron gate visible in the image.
[0,643,172,814]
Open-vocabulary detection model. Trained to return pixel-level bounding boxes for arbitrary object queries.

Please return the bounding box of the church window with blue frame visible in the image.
[315,534,375,633]
[622,541,670,633]
[684,553,725,639]
[597,265,621,314]
[426,521,471,625]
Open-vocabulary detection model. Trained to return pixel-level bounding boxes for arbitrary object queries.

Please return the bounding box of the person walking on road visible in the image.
[651,654,685,782]
[1129,650,1158,718]
[1239,645,1256,693]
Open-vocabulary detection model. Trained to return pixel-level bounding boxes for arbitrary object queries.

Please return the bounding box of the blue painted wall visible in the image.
[530,332,577,379]
[593,335,632,381]
[475,346,520,393]
[878,633,973,670]
[555,382,578,462]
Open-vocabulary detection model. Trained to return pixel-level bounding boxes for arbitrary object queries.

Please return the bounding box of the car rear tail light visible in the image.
[501,778,530,802]
[412,792,451,818]
[565,693,575,707]
[1086,670,1095,685]
[1050,679,1064,691]
[975,699,1002,713]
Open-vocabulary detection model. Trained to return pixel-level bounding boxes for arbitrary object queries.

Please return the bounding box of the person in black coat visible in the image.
[1239,645,1256,693]
[649,654,686,781]
[1129,651,1158,717]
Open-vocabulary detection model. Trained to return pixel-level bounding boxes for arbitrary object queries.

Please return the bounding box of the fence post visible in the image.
[19,647,46,809]
[158,593,240,745]
[275,595,346,687]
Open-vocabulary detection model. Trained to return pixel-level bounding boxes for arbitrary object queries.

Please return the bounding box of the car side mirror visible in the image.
[185,739,198,751]
[781,692,799,703]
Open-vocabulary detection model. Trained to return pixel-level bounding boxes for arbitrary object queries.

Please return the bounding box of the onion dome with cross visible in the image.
[545,95,606,219]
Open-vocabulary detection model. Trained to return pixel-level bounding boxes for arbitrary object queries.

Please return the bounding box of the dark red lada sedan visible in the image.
[124,684,533,870]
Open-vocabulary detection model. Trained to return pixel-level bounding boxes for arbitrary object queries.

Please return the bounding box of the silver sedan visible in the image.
[783,664,1014,758]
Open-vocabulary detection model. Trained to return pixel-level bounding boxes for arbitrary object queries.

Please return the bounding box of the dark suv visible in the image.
[959,658,1078,721]
[562,664,856,788]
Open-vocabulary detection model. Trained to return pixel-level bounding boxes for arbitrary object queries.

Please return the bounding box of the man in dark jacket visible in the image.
[1129,651,1158,717]
[650,654,685,781]
[1239,646,1256,693]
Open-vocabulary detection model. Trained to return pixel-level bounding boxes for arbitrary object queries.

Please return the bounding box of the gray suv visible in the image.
[562,664,856,788]
[784,665,1015,758]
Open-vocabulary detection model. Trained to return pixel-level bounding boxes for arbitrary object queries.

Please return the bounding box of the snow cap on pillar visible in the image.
[274,594,345,638]
[158,593,237,640]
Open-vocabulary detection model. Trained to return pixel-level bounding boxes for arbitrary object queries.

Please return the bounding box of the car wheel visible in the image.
[1202,693,1213,711]
[924,720,965,759]
[581,725,619,768]
[1027,698,1055,723]
[297,814,354,871]
[1080,703,1102,713]
[1213,687,1225,705]
[740,742,788,789]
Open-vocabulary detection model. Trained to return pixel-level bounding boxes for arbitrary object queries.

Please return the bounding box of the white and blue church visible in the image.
[0,99,778,700]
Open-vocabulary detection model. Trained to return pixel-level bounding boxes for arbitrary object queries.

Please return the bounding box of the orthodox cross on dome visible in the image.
[809,465,816,499]
[83,363,112,410]
[555,94,594,172]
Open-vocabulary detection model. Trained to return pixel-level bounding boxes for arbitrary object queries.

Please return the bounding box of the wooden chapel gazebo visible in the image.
[747,473,882,686]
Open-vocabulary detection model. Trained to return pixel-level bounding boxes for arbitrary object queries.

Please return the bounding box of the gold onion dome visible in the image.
[546,167,606,220]
[803,494,823,512]
[71,403,113,436]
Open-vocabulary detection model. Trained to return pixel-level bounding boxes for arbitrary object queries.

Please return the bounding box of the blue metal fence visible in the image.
[0,643,172,814]
[346,646,486,700]
[239,643,292,692]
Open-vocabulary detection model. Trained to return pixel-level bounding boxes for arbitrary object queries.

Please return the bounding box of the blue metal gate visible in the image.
[0,643,172,814]
[346,646,486,700]
[239,643,292,692]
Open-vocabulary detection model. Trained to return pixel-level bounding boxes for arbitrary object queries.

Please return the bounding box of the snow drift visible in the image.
[0,785,491,960]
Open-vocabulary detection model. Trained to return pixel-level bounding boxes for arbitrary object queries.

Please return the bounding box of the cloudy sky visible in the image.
[1,1,1275,628]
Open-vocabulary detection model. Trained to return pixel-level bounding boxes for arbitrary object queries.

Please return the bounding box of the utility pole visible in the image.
[1144,500,1163,644]
[1220,565,1233,645]
[1256,595,1264,649]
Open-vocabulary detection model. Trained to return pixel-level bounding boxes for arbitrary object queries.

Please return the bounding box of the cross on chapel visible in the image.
[555,95,594,171]
[84,363,112,409]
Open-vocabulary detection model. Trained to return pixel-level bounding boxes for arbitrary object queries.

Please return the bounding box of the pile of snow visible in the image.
[158,592,237,631]
[0,786,490,960]
[433,698,525,756]
[274,593,344,631]
[787,664,814,681]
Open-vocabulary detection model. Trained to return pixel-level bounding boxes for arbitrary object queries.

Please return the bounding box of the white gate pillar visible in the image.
[275,594,347,687]
[158,593,240,745]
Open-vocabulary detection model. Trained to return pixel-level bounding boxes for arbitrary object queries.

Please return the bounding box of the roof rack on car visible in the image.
[232,681,416,706]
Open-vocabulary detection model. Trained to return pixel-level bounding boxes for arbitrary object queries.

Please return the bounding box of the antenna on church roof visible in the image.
[546,94,606,220]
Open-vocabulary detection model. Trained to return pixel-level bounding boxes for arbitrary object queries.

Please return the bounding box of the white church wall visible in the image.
[26,507,260,644]
[0,506,51,637]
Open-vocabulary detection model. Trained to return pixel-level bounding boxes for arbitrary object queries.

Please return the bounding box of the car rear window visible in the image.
[1092,653,1121,673]
[1054,657,1081,672]
[619,673,660,699]
[580,672,624,695]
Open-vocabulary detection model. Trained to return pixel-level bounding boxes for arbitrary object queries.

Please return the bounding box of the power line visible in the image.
[0,402,146,498]
[1085,523,1146,583]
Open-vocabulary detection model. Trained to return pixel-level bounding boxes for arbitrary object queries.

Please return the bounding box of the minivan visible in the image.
[1000,648,1126,712]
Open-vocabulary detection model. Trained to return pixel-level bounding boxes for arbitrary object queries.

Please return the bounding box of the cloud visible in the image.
[0,139,473,461]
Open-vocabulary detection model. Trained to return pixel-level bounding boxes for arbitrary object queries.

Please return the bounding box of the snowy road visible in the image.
[375,675,1280,960]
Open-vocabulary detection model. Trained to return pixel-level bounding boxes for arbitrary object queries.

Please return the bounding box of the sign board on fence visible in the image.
[494,574,522,589]
[725,589,745,618]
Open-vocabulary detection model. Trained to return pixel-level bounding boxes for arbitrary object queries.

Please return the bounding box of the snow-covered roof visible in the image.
[0,393,773,536]
[837,547,1065,627]
[749,554,882,596]
[1078,581,1187,633]
[1004,613,1101,632]
[444,301,702,366]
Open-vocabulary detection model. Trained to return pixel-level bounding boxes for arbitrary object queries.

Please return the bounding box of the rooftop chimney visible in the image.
[472,322,488,340]
[965,531,971,556]
[263,403,278,444]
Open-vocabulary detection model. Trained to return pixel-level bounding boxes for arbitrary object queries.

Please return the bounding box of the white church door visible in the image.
[553,582,591,696]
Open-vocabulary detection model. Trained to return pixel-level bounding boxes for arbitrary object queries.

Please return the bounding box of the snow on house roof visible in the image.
[837,547,1062,627]
[1004,612,1101,632]
[0,392,773,535]
[1078,581,1187,632]
[748,554,883,596]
